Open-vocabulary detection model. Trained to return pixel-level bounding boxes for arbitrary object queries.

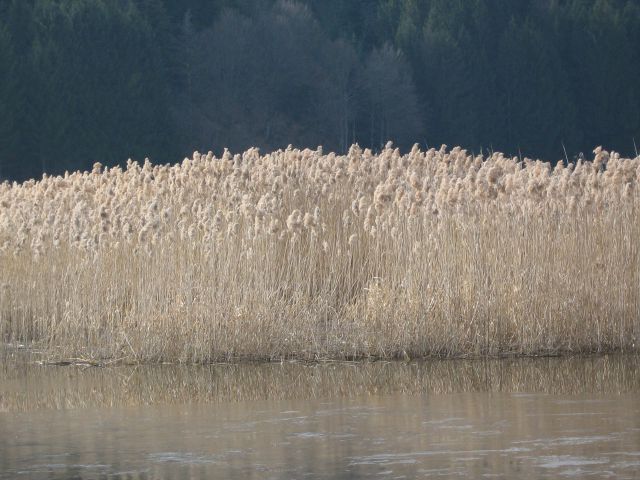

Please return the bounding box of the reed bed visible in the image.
[0,144,639,362]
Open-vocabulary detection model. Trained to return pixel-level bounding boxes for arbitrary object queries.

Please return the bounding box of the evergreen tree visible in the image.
[27,0,177,175]
[1,0,640,179]
[497,18,577,159]
[0,24,16,180]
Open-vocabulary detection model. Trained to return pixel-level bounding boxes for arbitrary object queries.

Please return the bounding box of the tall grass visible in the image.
[1,144,639,362]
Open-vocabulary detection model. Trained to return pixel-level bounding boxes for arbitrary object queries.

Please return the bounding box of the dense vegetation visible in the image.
[1,145,639,361]
[1,0,639,180]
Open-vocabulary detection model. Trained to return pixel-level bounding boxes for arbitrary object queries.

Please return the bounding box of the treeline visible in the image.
[1,0,639,180]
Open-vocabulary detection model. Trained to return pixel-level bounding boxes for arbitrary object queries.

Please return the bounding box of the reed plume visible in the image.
[1,145,639,362]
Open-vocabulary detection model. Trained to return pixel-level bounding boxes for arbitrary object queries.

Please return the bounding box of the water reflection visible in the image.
[1,352,639,412]
[1,391,639,479]
[1,353,639,479]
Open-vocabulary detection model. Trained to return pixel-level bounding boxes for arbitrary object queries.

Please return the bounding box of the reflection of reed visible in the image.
[1,352,639,412]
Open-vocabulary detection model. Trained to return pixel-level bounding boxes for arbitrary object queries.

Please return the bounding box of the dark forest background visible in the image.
[1,0,639,180]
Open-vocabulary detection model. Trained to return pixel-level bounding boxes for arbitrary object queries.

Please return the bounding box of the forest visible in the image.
[1,0,639,180]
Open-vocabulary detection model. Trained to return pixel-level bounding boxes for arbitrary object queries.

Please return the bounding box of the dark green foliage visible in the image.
[0,24,17,180]
[0,0,639,180]
[0,0,179,179]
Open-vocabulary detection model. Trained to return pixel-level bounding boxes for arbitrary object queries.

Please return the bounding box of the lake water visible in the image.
[1,352,639,479]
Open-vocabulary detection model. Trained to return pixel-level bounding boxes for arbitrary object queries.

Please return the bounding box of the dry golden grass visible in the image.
[1,144,639,362]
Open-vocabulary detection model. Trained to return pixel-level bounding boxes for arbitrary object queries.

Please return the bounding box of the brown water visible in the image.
[1,352,639,479]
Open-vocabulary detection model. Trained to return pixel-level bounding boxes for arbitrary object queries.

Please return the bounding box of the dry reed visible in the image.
[1,144,639,362]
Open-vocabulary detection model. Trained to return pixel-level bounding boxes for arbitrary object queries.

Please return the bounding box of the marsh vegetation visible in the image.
[1,145,639,362]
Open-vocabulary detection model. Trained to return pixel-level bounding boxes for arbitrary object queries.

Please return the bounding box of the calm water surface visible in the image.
[1,352,639,479]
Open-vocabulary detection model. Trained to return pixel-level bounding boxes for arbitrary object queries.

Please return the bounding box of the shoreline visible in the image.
[3,342,638,367]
